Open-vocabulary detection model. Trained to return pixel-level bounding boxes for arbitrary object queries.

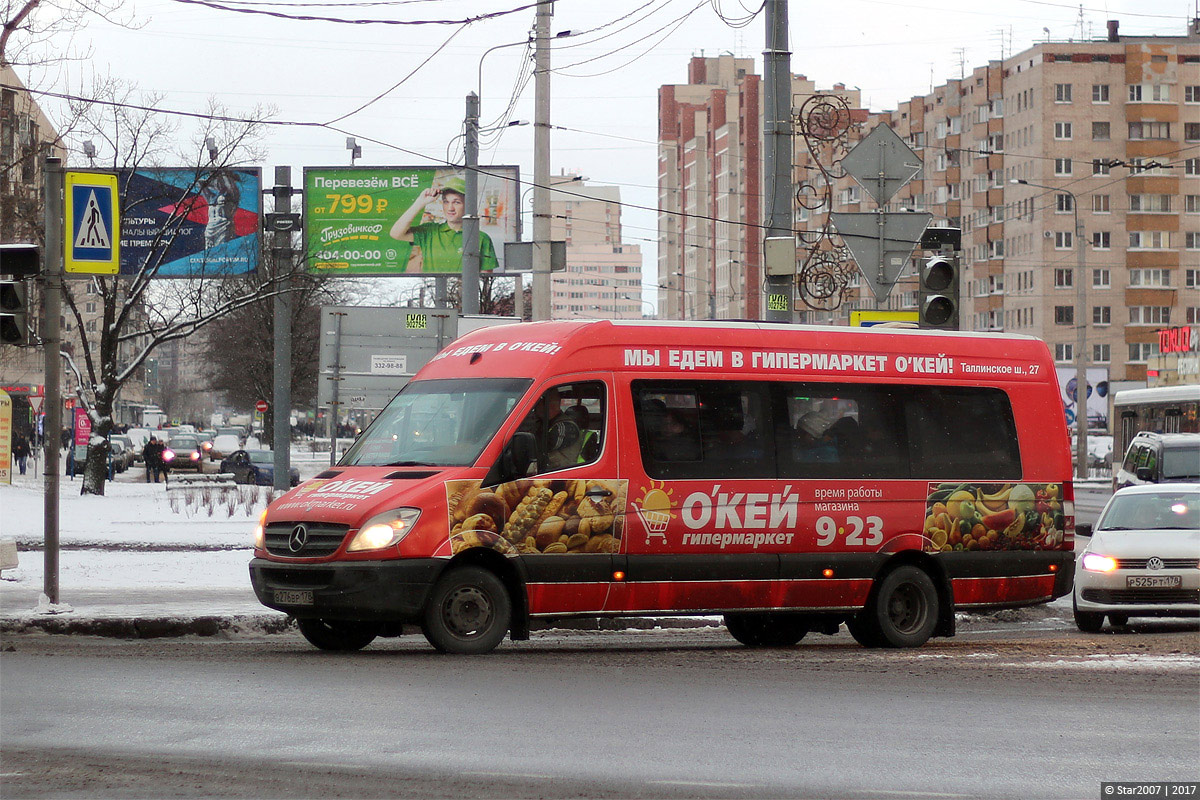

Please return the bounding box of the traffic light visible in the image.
[0,243,41,277]
[0,279,30,345]
[918,253,959,330]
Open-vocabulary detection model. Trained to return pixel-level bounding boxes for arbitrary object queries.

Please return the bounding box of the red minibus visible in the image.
[250,321,1075,653]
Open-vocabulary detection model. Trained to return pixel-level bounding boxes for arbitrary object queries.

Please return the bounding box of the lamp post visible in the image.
[673,270,716,319]
[1013,178,1088,480]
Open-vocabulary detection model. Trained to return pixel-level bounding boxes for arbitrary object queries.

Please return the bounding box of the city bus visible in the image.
[250,320,1076,654]
[1113,385,1200,459]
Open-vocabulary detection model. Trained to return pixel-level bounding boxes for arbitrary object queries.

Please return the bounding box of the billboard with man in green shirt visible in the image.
[304,165,519,276]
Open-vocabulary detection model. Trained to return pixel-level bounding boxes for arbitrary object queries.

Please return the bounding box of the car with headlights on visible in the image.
[164,434,205,472]
[220,449,299,486]
[1074,483,1200,632]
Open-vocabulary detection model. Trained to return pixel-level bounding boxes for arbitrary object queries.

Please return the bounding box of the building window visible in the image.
[1055,343,1074,362]
[1055,193,1074,213]
[1055,231,1073,249]
[1055,83,1072,102]
[1129,84,1169,102]
[1092,231,1110,250]
[1186,233,1200,250]
[1054,158,1072,176]
[1186,195,1200,213]
[1186,269,1199,288]
[1054,306,1074,325]
[1093,343,1110,363]
[1129,268,1171,287]
[1092,84,1109,103]
[1129,231,1169,249]
[1129,306,1170,325]
[1186,123,1200,141]
[1093,306,1111,325]
[1054,268,1074,288]
[1129,194,1171,212]
[1185,86,1200,103]
[1128,342,1155,363]
[1186,158,1200,176]
[1128,121,1171,140]
[1093,268,1110,288]
[1054,121,1073,140]
[1092,159,1111,176]
[1091,121,1110,141]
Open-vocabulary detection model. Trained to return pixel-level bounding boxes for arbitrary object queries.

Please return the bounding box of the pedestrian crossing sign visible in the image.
[65,172,120,275]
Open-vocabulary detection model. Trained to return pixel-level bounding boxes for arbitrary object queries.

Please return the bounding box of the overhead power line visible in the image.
[166,0,548,24]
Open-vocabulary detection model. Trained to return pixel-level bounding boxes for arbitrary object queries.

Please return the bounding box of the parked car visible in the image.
[220,449,299,486]
[1074,483,1200,632]
[164,435,205,472]
[209,434,242,461]
[1114,432,1200,491]
[107,440,135,473]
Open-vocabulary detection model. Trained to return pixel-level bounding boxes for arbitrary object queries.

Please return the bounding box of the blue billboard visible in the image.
[118,167,261,277]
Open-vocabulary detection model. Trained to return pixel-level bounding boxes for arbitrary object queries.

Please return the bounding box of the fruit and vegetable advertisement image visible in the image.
[923,482,1067,553]
[445,479,627,556]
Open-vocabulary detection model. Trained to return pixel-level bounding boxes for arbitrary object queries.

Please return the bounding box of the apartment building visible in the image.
[548,172,645,319]
[806,19,1200,385]
[658,55,864,320]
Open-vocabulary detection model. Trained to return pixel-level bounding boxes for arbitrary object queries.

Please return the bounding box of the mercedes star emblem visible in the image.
[288,524,308,553]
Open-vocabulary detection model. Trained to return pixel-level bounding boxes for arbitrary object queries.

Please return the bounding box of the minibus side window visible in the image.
[633,382,774,480]
[515,381,606,474]
[777,384,909,479]
[905,387,1021,479]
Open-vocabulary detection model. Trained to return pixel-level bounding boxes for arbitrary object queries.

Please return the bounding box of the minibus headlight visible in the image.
[348,508,421,552]
[253,509,268,550]
[1081,553,1117,572]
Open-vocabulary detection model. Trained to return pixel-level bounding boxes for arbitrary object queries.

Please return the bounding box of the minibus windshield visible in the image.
[339,378,531,468]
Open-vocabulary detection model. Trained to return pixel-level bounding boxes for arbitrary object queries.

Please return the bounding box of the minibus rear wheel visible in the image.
[422,566,512,654]
[723,612,808,647]
[859,565,939,648]
[296,618,379,651]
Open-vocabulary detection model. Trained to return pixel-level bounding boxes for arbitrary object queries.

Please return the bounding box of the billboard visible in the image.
[119,167,261,277]
[304,166,520,276]
[1056,367,1110,431]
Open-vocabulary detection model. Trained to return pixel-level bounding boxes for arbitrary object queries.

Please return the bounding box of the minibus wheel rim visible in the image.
[886,583,928,634]
[442,585,494,637]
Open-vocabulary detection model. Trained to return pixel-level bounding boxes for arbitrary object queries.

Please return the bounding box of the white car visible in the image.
[1074,483,1200,632]
[209,434,241,461]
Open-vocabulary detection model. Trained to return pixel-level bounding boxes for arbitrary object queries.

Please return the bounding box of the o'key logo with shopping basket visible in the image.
[633,482,675,545]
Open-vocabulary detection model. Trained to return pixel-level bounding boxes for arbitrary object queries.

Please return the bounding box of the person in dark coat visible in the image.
[12,434,31,475]
[142,436,165,483]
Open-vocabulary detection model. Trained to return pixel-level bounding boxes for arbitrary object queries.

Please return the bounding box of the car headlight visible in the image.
[1081,553,1118,572]
[347,508,421,552]
[253,509,267,549]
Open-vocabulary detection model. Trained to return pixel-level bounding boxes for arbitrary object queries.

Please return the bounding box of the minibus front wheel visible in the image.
[723,612,808,647]
[850,565,939,648]
[296,618,380,651]
[422,565,512,654]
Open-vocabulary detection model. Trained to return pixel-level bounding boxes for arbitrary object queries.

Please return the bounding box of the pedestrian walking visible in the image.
[12,434,31,476]
[143,436,165,483]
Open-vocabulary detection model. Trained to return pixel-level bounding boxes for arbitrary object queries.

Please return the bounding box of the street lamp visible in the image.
[1012,177,1088,480]
[673,270,716,319]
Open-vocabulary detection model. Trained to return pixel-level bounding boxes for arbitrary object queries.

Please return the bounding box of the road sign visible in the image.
[64,172,120,275]
[850,310,920,327]
[830,212,932,303]
[255,400,269,413]
[840,124,923,207]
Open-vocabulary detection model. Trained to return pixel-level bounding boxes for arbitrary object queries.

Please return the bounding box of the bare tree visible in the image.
[57,78,292,495]
[1,0,135,70]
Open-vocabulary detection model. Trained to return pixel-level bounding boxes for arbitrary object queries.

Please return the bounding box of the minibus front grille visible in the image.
[264,523,350,558]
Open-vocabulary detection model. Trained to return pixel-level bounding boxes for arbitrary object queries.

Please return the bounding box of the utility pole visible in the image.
[271,167,293,491]
[1074,203,1088,481]
[532,0,553,321]
[42,156,62,604]
[763,0,793,322]
[462,92,481,315]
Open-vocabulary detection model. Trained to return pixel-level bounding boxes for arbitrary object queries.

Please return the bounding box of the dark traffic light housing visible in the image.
[0,243,41,277]
[0,278,30,345]
[918,253,959,330]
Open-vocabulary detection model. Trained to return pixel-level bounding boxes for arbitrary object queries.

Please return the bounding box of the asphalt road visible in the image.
[3,622,1196,799]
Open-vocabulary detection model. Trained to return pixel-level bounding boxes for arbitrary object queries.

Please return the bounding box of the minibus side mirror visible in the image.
[1135,467,1153,481]
[483,432,537,488]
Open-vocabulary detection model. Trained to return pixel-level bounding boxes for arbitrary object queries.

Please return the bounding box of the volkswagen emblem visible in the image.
[1146,556,1164,571]
[288,524,308,553]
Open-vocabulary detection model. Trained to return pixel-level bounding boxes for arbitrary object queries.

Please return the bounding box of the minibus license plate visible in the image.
[274,589,314,605]
[1126,575,1181,589]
